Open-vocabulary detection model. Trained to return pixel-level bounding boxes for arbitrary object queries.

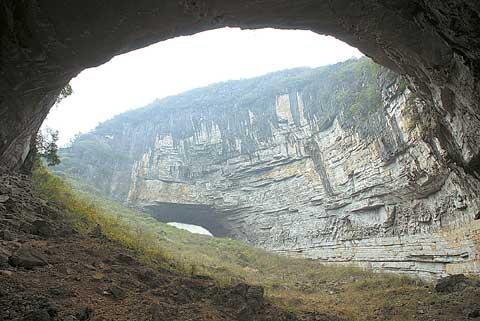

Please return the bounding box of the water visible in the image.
[167,222,213,237]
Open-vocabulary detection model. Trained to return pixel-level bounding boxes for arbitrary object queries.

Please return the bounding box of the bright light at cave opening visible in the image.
[44,27,363,146]
[167,222,213,237]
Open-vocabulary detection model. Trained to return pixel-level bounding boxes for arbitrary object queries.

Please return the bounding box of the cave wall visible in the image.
[129,78,480,279]
[58,60,480,278]
[1,0,480,178]
[1,0,480,279]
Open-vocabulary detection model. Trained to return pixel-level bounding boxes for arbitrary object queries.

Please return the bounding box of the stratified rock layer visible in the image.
[59,60,480,278]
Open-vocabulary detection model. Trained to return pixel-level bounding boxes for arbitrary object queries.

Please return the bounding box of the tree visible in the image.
[34,83,73,166]
[55,83,73,105]
[36,128,61,167]
[67,132,82,148]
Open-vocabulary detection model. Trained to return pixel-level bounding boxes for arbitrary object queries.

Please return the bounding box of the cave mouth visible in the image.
[143,202,229,237]
[167,222,213,237]
[1,1,479,178]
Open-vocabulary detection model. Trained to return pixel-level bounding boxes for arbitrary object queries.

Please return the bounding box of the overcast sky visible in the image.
[44,27,363,145]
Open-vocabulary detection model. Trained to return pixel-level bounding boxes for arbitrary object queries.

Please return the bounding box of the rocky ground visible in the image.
[1,167,480,321]
[0,168,347,321]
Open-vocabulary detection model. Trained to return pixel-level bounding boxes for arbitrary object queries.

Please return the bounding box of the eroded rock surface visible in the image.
[59,59,480,278]
[1,1,480,179]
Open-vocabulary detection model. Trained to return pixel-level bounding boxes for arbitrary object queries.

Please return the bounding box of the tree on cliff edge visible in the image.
[36,83,74,167]
[56,83,73,105]
[35,128,61,167]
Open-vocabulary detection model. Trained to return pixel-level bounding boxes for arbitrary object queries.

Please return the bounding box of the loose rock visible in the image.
[136,267,160,288]
[0,248,11,267]
[435,274,477,293]
[115,253,136,265]
[8,247,48,269]
[467,309,480,318]
[22,309,52,321]
[0,269,14,276]
[109,286,125,300]
[0,229,16,241]
[31,220,54,237]
[77,307,93,321]
[151,304,163,321]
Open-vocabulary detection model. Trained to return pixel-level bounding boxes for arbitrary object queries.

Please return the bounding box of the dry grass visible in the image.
[33,167,478,321]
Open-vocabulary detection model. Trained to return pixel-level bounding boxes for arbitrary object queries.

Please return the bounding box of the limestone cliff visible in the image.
[58,59,480,278]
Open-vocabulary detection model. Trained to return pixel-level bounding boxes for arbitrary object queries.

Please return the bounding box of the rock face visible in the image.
[1,1,480,181]
[59,59,480,279]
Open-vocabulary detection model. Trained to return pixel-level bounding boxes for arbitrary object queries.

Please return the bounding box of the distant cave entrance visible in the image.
[143,202,229,237]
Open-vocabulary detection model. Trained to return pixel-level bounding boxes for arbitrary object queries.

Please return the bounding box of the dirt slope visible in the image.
[0,168,344,321]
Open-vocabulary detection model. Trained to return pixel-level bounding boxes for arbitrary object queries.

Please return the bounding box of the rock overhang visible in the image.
[1,1,480,173]
[142,201,230,237]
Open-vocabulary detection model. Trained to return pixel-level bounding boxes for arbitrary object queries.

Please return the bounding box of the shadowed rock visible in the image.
[0,1,479,178]
[9,247,48,269]
[435,274,479,293]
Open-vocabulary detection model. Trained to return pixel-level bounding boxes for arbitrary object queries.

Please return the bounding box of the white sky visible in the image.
[44,27,363,146]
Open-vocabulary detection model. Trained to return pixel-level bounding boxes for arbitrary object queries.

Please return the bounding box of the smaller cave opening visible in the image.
[143,202,229,237]
[167,222,213,236]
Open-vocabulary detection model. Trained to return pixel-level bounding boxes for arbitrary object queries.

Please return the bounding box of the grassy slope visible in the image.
[33,166,478,321]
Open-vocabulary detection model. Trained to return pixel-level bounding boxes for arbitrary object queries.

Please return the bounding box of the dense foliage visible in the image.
[56,83,73,105]
[35,128,61,167]
[92,57,386,135]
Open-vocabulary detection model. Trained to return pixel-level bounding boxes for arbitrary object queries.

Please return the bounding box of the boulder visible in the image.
[0,229,16,241]
[22,308,56,321]
[8,247,48,269]
[22,310,51,321]
[435,274,478,293]
[115,253,136,265]
[48,287,74,297]
[0,253,9,267]
[151,304,163,321]
[109,286,125,300]
[0,270,14,276]
[31,220,54,237]
[0,247,11,267]
[136,267,160,288]
[76,307,94,321]
[467,309,480,318]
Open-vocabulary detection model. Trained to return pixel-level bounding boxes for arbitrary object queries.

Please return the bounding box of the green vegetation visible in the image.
[35,128,61,167]
[300,58,385,128]
[30,166,476,321]
[56,58,391,199]
[85,57,387,139]
[56,83,73,105]
[33,82,73,167]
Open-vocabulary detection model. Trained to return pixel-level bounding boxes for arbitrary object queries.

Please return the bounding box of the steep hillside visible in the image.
[1,167,477,321]
[2,167,351,321]
[58,59,385,200]
[56,58,480,278]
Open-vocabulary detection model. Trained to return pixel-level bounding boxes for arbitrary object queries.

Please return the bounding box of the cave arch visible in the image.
[1,1,480,174]
[144,202,228,237]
